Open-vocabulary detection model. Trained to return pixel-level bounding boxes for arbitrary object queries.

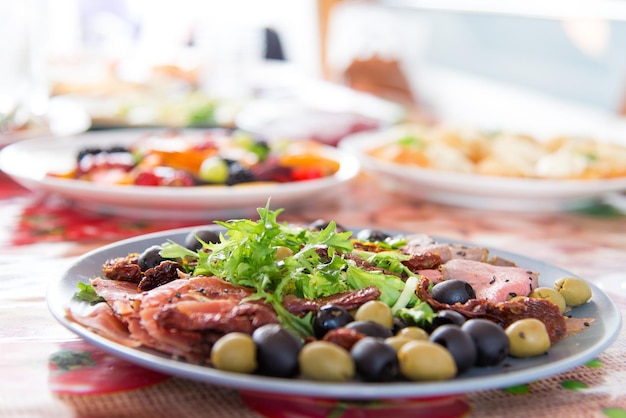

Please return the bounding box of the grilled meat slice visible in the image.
[283,286,381,315]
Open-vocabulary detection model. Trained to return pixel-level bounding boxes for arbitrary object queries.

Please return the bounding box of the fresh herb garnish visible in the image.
[397,135,425,148]
[74,281,105,305]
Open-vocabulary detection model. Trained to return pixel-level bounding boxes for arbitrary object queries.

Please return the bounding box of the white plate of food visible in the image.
[338,124,626,211]
[46,215,620,400]
[0,129,359,219]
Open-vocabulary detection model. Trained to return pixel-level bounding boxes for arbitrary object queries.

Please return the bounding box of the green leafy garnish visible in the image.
[232,130,271,162]
[395,303,435,328]
[397,135,425,148]
[344,265,407,307]
[353,249,415,277]
[391,276,420,314]
[74,282,105,305]
[160,203,354,336]
[159,202,429,337]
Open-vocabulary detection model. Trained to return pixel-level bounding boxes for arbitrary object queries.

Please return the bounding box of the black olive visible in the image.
[76,147,103,163]
[308,219,347,233]
[107,145,130,154]
[313,304,354,339]
[183,228,221,251]
[138,245,165,271]
[226,162,256,185]
[461,319,509,367]
[431,309,467,331]
[431,280,476,305]
[392,317,409,334]
[429,324,477,374]
[345,320,393,339]
[356,229,390,242]
[252,324,303,378]
[351,337,399,382]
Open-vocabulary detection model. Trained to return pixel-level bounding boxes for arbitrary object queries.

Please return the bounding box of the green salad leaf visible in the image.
[395,303,435,328]
[353,249,415,276]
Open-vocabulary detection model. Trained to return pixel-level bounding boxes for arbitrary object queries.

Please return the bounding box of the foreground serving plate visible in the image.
[47,226,621,400]
[339,129,626,212]
[0,129,359,219]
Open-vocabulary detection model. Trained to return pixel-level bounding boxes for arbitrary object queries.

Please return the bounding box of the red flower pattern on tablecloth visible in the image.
[0,173,203,246]
[239,390,471,418]
[48,340,171,395]
[7,194,200,246]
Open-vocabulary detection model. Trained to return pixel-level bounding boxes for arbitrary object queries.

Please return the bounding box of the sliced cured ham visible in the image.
[440,259,539,303]
[71,275,381,364]
[65,303,140,347]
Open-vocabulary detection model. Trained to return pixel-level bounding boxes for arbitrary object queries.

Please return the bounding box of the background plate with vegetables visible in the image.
[47,223,620,400]
[0,129,359,220]
[339,126,626,212]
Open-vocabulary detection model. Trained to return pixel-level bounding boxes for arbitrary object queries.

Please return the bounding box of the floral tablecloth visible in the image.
[1,170,625,418]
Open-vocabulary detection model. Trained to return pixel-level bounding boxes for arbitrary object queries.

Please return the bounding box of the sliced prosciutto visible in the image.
[440,259,539,303]
[70,275,381,364]
[65,302,140,347]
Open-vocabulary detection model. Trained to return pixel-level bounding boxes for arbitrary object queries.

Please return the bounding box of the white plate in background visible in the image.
[339,128,626,212]
[0,129,359,220]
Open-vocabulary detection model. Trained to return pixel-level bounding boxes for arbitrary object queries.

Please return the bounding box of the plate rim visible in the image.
[46,225,622,400]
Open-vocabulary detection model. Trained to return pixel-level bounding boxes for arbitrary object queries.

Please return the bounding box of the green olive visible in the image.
[529,287,567,313]
[210,332,257,373]
[274,246,294,260]
[199,156,229,183]
[354,300,394,329]
[298,341,355,382]
[554,277,592,307]
[384,336,415,352]
[397,340,457,381]
[396,326,429,340]
[505,318,551,358]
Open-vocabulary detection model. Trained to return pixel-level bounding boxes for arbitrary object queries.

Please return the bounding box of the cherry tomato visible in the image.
[291,167,324,181]
[134,170,161,186]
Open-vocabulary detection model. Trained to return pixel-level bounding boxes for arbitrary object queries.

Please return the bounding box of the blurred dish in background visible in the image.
[236,81,407,146]
[47,128,343,187]
[56,89,232,130]
[49,57,406,136]
[0,129,359,220]
[0,1,90,147]
[0,96,91,148]
[339,124,626,211]
[50,58,234,129]
[360,123,626,180]
[603,191,626,215]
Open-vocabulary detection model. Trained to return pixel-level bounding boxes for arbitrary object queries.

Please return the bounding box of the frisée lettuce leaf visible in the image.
[159,202,425,337]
